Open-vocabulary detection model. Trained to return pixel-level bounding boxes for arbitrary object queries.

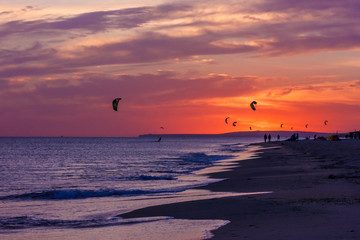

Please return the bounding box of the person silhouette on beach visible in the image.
[268,134,272,142]
[264,134,267,143]
[277,134,280,141]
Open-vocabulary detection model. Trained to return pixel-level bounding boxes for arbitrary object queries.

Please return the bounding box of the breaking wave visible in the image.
[138,175,177,180]
[0,215,172,230]
[0,189,176,201]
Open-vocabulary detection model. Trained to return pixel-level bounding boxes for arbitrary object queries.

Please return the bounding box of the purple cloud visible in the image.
[0,71,262,109]
[0,0,359,79]
[63,32,258,65]
[0,79,11,90]
[0,4,192,38]
[0,32,259,78]
[259,32,360,56]
[254,0,360,13]
[0,11,13,15]
[0,43,56,65]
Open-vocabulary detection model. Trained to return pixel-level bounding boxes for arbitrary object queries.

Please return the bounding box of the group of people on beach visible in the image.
[264,134,281,142]
[288,133,299,141]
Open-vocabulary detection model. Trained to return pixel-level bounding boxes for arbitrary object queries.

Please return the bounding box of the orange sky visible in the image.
[1,0,360,136]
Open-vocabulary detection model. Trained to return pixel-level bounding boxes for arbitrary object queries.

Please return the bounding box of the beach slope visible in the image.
[121,140,360,239]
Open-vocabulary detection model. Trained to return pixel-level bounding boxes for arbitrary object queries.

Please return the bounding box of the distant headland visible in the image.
[139,131,337,138]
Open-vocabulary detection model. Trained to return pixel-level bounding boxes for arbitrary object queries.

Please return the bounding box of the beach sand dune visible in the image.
[121,140,360,239]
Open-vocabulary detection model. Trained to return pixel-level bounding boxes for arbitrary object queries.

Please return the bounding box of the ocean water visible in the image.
[0,136,262,240]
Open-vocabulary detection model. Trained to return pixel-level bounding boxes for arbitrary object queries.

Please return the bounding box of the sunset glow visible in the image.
[1,0,360,136]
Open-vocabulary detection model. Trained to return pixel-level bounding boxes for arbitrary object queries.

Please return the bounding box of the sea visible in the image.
[0,136,263,240]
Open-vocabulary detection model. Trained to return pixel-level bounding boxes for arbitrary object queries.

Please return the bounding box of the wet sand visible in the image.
[120,139,360,239]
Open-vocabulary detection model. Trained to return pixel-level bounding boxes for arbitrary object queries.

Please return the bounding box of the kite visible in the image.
[305,124,309,128]
[112,98,122,111]
[250,101,257,111]
[225,117,230,124]
[249,126,252,130]
[280,123,283,128]
[233,121,237,127]
[324,120,328,125]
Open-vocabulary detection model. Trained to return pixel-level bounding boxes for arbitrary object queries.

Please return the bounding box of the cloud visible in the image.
[0,42,56,65]
[68,32,257,64]
[0,31,259,78]
[264,80,360,106]
[0,4,192,38]
[0,11,13,15]
[0,0,360,79]
[0,7,149,39]
[349,80,360,88]
[254,0,360,13]
[0,71,263,110]
[0,79,11,90]
[258,32,360,56]
[305,75,337,80]
[21,6,39,12]
[267,88,293,97]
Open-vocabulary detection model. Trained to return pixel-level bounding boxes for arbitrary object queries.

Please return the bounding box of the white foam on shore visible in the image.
[0,218,231,240]
[195,145,261,176]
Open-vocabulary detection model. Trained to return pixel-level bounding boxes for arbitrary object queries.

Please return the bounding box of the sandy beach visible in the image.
[121,139,360,239]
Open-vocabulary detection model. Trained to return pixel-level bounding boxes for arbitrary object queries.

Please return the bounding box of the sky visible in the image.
[1,0,360,137]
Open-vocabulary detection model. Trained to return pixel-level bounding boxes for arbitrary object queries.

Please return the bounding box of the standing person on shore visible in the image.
[264,134,267,143]
[277,134,280,141]
[268,134,272,142]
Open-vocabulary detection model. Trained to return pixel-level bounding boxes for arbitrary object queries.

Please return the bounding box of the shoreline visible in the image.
[120,139,360,239]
